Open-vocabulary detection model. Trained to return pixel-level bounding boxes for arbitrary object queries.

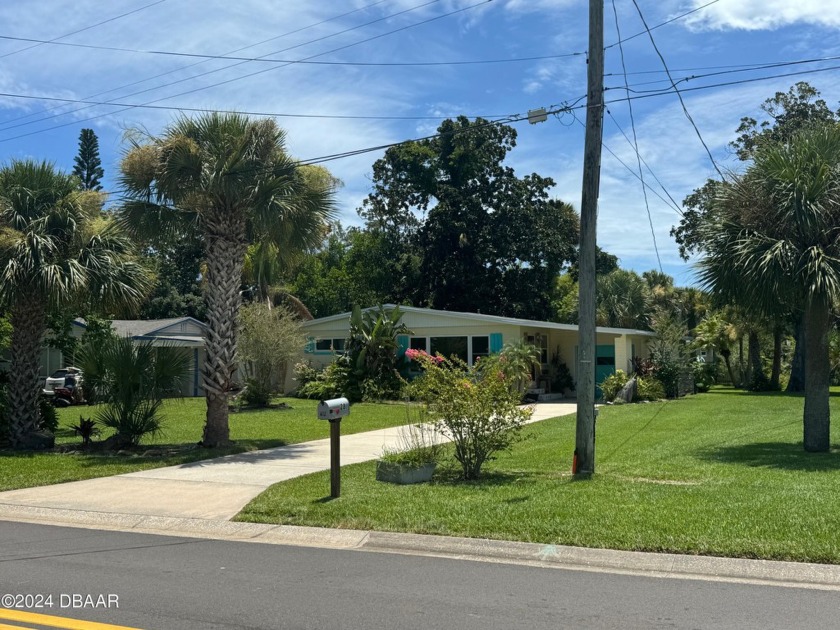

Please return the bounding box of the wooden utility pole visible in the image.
[575,0,605,477]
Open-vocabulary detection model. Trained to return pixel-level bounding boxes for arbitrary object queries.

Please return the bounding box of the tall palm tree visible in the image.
[119,113,335,446]
[697,126,840,451]
[0,160,149,448]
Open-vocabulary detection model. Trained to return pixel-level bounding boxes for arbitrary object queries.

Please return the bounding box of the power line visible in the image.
[0,33,584,67]
[0,91,514,123]
[629,0,724,179]
[605,0,720,50]
[610,0,662,273]
[0,0,168,60]
[0,0,392,130]
[605,110,683,215]
[0,0,489,143]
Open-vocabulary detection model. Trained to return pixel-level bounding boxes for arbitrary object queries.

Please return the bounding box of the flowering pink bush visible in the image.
[405,348,444,364]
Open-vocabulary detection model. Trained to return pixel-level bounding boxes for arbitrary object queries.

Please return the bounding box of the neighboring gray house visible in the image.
[37,317,207,398]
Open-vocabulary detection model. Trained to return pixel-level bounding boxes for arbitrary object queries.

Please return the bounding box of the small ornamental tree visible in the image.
[407,349,531,480]
[72,128,105,191]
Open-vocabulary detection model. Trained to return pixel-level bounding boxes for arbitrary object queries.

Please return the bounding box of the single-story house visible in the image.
[37,317,207,398]
[286,305,656,396]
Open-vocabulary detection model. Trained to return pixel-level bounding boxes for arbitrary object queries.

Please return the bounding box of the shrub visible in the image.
[600,369,629,402]
[407,349,531,480]
[71,416,100,447]
[693,360,717,393]
[38,397,58,433]
[242,377,272,407]
[295,358,349,400]
[346,304,412,402]
[637,377,666,401]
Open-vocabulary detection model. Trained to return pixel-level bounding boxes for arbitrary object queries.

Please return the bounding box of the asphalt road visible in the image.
[0,521,836,630]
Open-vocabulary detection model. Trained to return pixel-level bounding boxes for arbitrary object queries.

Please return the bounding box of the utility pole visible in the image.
[574,0,604,477]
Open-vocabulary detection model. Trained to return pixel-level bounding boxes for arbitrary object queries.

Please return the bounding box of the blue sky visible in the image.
[1,0,839,286]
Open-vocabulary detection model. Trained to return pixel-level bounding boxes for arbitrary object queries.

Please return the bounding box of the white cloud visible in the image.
[684,0,840,31]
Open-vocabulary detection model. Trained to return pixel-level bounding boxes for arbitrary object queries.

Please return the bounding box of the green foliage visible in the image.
[693,360,718,393]
[139,236,205,320]
[72,128,105,192]
[70,415,99,447]
[78,337,190,447]
[346,304,411,402]
[407,350,531,480]
[241,378,272,407]
[596,269,649,329]
[294,359,349,401]
[360,116,579,320]
[38,396,58,433]
[636,377,666,401]
[649,311,692,398]
[238,303,305,404]
[488,341,541,394]
[600,369,629,402]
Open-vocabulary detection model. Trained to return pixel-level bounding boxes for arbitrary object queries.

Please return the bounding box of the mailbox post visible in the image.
[317,397,350,498]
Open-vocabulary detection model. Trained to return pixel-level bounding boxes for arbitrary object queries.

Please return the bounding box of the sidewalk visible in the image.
[2,400,840,590]
[0,402,575,521]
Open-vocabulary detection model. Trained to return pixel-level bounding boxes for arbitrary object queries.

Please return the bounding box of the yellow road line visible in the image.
[0,609,142,630]
[0,622,38,630]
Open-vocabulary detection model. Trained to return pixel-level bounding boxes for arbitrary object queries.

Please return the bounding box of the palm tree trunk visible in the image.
[748,331,766,390]
[787,314,806,392]
[201,217,247,447]
[8,294,47,447]
[803,301,830,452]
[721,349,738,388]
[770,325,783,391]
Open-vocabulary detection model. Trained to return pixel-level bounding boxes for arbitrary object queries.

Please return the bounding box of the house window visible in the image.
[314,338,346,353]
[409,337,428,352]
[431,337,468,363]
[471,336,490,364]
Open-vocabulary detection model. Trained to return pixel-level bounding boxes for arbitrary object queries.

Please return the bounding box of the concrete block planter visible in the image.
[375,460,437,485]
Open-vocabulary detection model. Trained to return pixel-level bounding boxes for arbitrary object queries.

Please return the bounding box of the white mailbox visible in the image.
[318,397,350,420]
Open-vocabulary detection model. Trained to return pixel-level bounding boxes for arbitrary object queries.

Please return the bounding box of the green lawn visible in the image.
[236,387,840,563]
[0,398,409,491]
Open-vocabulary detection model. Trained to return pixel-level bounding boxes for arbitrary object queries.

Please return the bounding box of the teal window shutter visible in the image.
[397,335,409,357]
[489,333,503,353]
[304,337,315,354]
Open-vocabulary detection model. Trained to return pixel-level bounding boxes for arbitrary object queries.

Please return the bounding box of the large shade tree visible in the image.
[0,160,149,448]
[119,113,335,447]
[697,126,840,451]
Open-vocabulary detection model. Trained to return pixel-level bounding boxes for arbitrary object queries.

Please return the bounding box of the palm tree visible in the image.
[697,126,840,451]
[119,113,335,446]
[78,336,190,448]
[0,160,149,448]
[692,312,739,387]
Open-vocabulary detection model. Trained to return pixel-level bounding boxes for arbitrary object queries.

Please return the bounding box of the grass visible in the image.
[0,397,410,491]
[236,387,840,564]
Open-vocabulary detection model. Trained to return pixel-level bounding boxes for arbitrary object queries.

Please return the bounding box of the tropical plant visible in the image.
[0,160,149,449]
[600,369,629,403]
[489,341,541,395]
[238,303,305,406]
[78,336,190,448]
[692,312,739,387]
[346,304,412,402]
[407,349,531,480]
[71,416,100,447]
[636,377,666,401]
[697,125,840,451]
[118,113,336,446]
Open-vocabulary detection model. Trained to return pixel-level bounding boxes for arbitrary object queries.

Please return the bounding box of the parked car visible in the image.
[43,367,83,397]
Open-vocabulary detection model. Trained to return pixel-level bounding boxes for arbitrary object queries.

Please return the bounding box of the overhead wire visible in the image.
[0,0,492,143]
[610,0,662,273]
[0,0,169,60]
[0,0,393,130]
[629,0,724,179]
[0,33,584,67]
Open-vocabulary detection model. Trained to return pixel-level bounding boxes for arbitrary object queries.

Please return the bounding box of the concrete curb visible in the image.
[2,503,840,590]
